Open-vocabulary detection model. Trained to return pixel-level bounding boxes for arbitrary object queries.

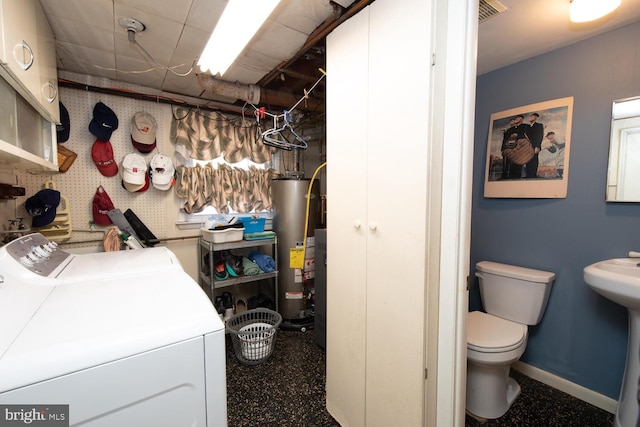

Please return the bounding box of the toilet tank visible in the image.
[475,261,555,325]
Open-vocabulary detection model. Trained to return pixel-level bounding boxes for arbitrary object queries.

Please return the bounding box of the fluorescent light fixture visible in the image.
[198,0,281,76]
[569,0,621,23]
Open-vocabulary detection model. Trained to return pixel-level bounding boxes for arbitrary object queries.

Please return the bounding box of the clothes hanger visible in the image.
[253,69,326,151]
[260,110,308,151]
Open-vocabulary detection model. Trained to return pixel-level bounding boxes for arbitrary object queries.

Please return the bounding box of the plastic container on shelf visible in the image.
[201,223,244,243]
[238,217,266,235]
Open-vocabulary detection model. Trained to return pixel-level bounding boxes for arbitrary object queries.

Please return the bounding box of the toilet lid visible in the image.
[467,311,527,353]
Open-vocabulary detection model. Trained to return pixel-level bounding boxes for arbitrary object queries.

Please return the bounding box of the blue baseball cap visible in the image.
[89,102,118,141]
[26,189,61,228]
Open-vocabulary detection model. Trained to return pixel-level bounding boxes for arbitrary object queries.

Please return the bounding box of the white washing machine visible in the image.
[0,233,227,426]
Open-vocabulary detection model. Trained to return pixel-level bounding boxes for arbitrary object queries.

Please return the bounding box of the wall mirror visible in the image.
[606,96,640,202]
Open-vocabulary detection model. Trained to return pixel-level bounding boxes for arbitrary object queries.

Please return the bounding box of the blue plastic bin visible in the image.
[238,217,266,234]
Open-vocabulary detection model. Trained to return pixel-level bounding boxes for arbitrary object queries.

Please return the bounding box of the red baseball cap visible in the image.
[92,186,115,226]
[91,139,118,177]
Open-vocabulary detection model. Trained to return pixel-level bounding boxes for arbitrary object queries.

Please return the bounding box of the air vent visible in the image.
[479,0,507,23]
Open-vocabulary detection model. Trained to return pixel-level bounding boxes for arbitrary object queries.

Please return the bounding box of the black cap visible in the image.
[56,102,70,143]
[89,102,118,141]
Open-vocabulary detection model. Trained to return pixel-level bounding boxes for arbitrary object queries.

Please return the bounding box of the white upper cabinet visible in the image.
[0,0,58,172]
[0,0,59,123]
[0,0,39,96]
[35,0,59,121]
[0,75,57,172]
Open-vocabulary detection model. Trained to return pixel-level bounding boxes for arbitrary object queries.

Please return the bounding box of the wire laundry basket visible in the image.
[226,308,282,365]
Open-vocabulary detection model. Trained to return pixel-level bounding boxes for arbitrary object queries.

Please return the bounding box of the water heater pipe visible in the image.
[300,162,326,263]
[292,148,300,174]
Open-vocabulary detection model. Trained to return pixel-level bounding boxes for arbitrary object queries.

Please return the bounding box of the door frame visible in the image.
[425,1,478,425]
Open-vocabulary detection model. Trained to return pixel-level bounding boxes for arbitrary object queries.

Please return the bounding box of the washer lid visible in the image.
[0,267,224,392]
[467,311,527,353]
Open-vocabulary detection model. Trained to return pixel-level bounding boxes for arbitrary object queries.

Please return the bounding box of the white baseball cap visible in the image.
[150,154,175,191]
[130,111,157,153]
[121,153,148,192]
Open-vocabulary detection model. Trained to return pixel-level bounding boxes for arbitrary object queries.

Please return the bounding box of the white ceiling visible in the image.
[39,0,341,103]
[39,0,640,102]
[477,0,640,75]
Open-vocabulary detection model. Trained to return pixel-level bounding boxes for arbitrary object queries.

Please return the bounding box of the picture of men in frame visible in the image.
[484,97,573,199]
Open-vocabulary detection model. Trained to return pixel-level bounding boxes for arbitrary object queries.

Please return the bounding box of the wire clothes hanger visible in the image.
[261,110,307,151]
[248,68,326,151]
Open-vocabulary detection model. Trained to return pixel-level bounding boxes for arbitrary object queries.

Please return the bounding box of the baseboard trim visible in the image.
[513,361,617,414]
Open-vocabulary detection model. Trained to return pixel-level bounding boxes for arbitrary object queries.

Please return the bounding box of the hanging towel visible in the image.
[242,256,263,276]
[248,251,276,273]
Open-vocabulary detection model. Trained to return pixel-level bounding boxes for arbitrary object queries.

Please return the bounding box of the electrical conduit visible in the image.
[300,162,326,265]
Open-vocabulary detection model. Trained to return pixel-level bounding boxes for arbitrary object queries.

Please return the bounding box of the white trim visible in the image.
[513,361,618,414]
[431,0,478,425]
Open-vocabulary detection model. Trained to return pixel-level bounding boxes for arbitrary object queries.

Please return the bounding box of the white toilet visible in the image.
[466,261,555,420]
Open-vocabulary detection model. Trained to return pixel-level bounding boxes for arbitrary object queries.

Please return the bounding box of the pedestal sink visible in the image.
[584,258,640,427]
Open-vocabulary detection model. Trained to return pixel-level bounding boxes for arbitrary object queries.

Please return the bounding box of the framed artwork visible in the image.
[484,96,573,198]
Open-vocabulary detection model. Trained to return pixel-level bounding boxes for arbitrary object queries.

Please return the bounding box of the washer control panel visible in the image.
[4,233,71,277]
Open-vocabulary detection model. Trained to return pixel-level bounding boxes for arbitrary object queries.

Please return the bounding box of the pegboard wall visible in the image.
[9,70,328,250]
[15,72,182,245]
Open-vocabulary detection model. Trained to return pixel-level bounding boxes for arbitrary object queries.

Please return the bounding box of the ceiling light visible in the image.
[118,17,145,42]
[569,0,621,23]
[198,0,281,76]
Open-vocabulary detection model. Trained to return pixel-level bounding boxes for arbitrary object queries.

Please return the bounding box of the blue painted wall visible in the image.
[471,22,640,399]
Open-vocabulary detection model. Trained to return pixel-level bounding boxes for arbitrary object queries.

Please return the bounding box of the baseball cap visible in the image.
[56,102,70,143]
[92,186,115,226]
[149,154,175,190]
[131,111,157,153]
[89,102,118,141]
[121,153,149,193]
[121,171,150,193]
[91,139,118,177]
[26,189,61,228]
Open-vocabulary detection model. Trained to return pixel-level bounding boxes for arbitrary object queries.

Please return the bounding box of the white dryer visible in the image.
[0,233,226,426]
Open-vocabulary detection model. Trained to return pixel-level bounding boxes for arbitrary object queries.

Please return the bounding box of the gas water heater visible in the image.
[271,178,319,324]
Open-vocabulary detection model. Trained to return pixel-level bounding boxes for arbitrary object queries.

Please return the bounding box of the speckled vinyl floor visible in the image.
[225,330,615,426]
[225,330,339,427]
[464,369,615,427]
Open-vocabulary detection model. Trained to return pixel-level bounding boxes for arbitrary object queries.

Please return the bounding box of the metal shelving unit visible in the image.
[197,236,278,311]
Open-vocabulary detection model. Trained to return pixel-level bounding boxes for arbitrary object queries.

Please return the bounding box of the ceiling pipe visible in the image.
[59,78,248,115]
[196,74,261,104]
[196,73,325,112]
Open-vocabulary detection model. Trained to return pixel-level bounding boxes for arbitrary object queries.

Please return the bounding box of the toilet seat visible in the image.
[467,311,527,353]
